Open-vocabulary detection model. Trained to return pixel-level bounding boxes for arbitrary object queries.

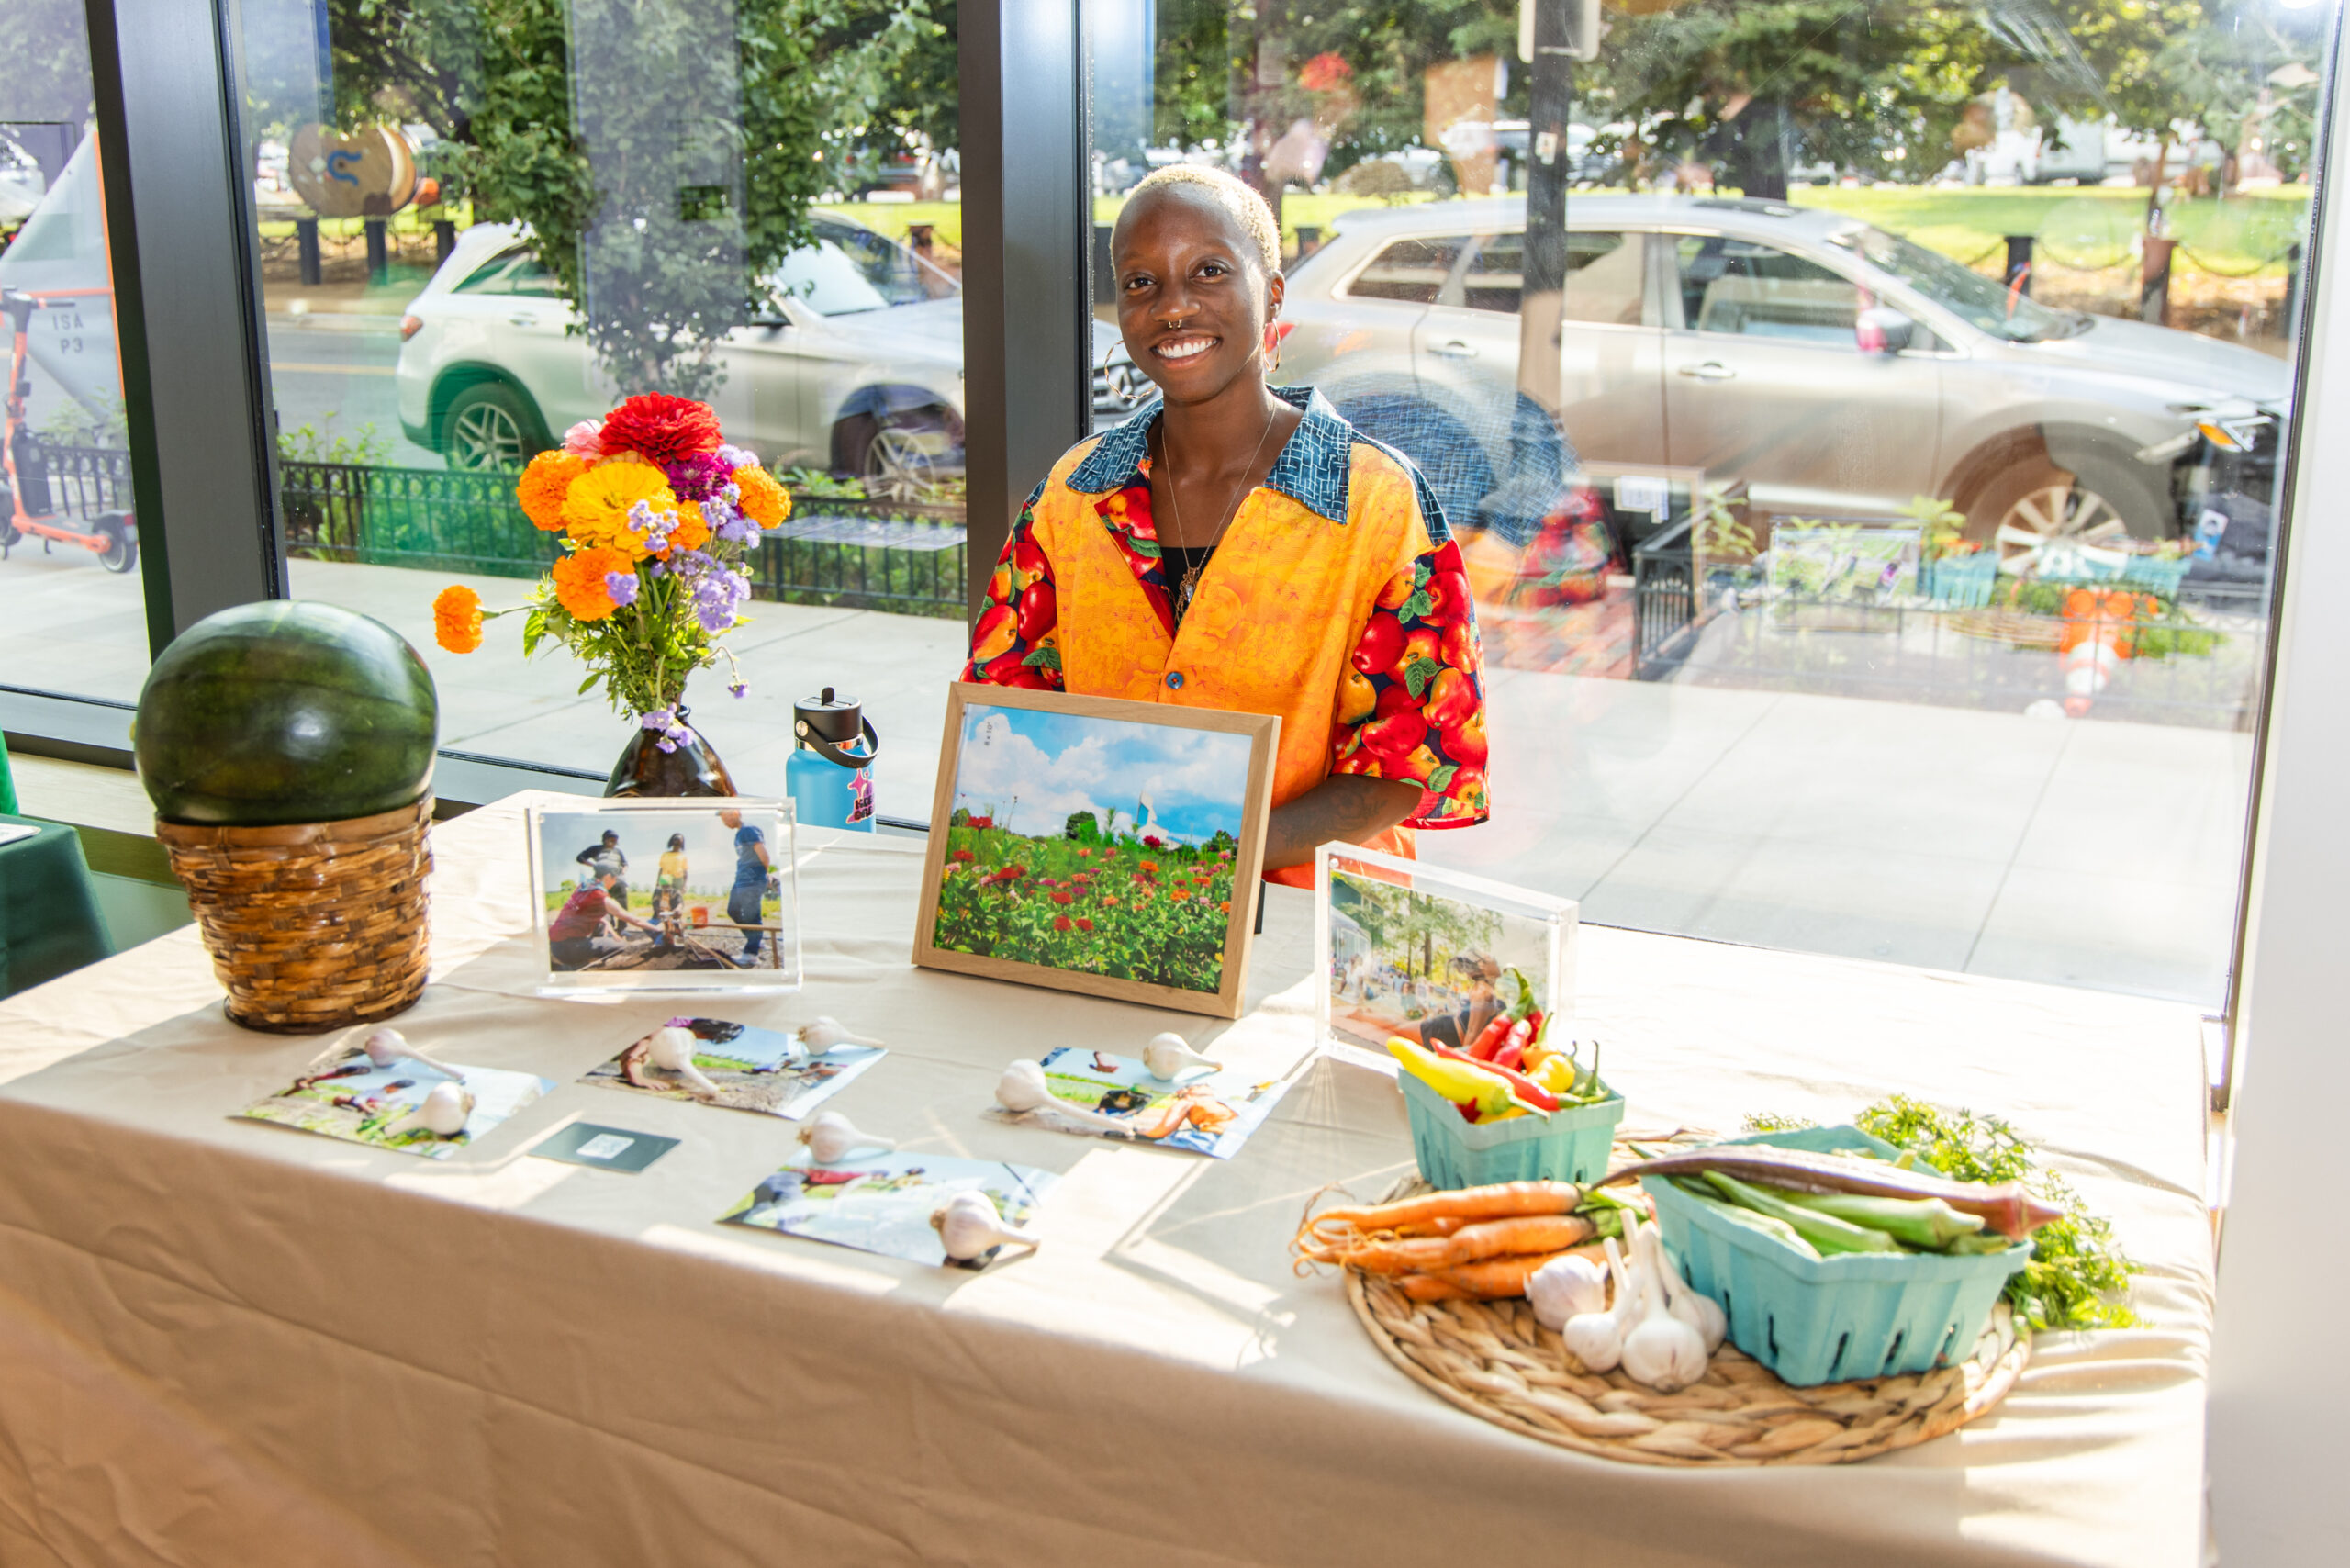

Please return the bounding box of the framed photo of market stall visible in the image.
[1315,843,1578,1069]
[525,799,800,993]
[912,684,1279,1019]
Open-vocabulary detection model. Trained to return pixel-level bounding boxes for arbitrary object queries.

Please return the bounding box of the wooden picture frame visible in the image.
[912,683,1280,1019]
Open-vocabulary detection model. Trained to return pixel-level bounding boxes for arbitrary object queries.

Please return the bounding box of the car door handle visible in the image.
[1428,340,1480,359]
[507,314,539,328]
[1678,361,1736,380]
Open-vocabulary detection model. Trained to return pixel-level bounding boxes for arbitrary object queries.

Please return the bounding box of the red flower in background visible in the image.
[599,394,723,466]
[1299,51,1352,92]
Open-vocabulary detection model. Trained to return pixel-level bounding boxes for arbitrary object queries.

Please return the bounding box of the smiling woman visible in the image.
[961,166,1491,884]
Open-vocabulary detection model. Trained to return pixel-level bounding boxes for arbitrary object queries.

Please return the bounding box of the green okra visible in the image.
[1701,1170,1904,1256]
[1669,1177,1823,1260]
[1763,1187,1986,1251]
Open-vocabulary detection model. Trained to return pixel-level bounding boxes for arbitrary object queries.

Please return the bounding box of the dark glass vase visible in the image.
[604,706,737,797]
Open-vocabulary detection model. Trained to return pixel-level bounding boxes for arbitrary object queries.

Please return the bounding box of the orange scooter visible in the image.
[0,286,136,573]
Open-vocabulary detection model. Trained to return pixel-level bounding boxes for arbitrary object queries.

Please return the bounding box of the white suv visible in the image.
[397,215,1116,498]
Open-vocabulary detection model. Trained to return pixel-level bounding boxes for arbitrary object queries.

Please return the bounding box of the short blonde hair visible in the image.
[1121,165,1283,277]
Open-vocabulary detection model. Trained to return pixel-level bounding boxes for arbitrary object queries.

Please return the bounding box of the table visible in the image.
[0,793,2214,1568]
[0,813,110,998]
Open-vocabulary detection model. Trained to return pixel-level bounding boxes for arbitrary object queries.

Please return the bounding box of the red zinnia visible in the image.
[598,393,723,466]
[1051,891,1074,905]
[1077,918,1093,932]
[1054,916,1072,932]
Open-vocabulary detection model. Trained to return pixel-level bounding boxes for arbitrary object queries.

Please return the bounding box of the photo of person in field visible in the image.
[932,704,1255,993]
[536,809,786,972]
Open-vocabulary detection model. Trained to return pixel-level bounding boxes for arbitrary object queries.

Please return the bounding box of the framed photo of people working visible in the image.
[1315,843,1576,1071]
[525,799,800,994]
[912,683,1279,1019]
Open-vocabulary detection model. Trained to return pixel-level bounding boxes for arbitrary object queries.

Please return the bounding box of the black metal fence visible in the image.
[26,442,969,620]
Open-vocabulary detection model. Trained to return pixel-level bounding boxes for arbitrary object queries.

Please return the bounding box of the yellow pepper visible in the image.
[1388,1038,1550,1119]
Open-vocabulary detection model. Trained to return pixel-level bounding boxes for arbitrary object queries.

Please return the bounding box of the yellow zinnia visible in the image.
[562,460,676,557]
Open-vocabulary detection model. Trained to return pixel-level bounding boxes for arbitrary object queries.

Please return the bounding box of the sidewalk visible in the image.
[0,553,2247,1007]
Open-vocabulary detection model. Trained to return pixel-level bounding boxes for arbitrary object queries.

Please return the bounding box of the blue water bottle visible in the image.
[786,687,878,832]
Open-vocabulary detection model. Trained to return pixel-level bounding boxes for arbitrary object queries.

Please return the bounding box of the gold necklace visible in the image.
[1158,400,1281,622]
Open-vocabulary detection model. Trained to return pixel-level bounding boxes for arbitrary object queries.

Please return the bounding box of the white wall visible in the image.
[2206,17,2350,1562]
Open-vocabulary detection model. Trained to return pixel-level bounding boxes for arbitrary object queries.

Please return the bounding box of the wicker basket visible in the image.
[155,797,433,1033]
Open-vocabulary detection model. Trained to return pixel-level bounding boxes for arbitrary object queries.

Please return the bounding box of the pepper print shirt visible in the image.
[961,386,1490,868]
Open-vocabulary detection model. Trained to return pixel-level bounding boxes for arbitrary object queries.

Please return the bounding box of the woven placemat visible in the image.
[1333,1162,2030,1466]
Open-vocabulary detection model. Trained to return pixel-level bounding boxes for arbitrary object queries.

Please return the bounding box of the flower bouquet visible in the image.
[431,393,789,793]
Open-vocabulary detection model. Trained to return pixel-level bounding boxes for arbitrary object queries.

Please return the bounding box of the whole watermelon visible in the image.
[135,602,439,826]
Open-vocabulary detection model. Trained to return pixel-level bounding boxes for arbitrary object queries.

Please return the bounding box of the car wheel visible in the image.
[441,381,551,472]
[95,515,137,574]
[838,408,952,502]
[1964,444,2174,566]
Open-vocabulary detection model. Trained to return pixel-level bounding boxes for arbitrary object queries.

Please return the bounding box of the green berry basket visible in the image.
[1639,1126,2032,1387]
[1399,1068,1624,1191]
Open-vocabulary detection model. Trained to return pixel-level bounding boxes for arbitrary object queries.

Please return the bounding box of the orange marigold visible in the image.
[517,450,588,531]
[668,499,711,554]
[732,465,789,529]
[432,585,483,653]
[551,546,631,622]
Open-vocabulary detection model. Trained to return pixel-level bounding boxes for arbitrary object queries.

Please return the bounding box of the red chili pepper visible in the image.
[1467,1014,1513,1060]
[1492,1042,1525,1072]
[1428,1041,1559,1113]
[1457,1099,1482,1124]
[1503,1017,1534,1058]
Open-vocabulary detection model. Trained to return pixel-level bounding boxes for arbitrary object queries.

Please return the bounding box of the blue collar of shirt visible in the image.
[1065,385,1359,525]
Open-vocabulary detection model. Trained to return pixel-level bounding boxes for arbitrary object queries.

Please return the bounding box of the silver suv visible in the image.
[1277,196,2288,548]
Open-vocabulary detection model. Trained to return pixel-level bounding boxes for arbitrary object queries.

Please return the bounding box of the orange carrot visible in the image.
[1394,1249,1578,1301]
[1336,1214,1596,1275]
[1302,1181,1582,1245]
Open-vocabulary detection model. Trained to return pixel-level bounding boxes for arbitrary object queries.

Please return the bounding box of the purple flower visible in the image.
[716,443,757,471]
[729,680,747,698]
[700,487,761,546]
[624,499,674,555]
[663,451,736,503]
[639,707,696,755]
[604,570,640,607]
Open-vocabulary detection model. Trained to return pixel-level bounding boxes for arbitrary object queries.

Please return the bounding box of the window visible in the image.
[0,0,160,708]
[1084,0,2326,1012]
[1346,237,1470,305]
[220,0,966,816]
[1675,236,1859,344]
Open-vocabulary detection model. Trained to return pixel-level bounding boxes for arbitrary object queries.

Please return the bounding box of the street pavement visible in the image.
[0,545,2250,1010]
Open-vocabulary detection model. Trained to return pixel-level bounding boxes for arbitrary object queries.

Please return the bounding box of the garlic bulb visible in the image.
[1140,1031,1223,1081]
[929,1190,1041,1263]
[798,1015,883,1051]
[995,1059,1136,1137]
[383,1081,475,1140]
[796,1111,895,1164]
[1619,1223,1707,1392]
[1528,1252,1608,1331]
[646,1025,723,1099]
[1561,1233,1635,1372]
[359,1027,464,1081]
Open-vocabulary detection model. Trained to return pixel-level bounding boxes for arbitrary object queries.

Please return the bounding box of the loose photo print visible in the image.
[580,1016,883,1120]
[719,1151,1057,1269]
[990,1045,1292,1159]
[235,1043,553,1161]
[914,686,1277,1019]
[1318,845,1576,1059]
[527,800,799,991]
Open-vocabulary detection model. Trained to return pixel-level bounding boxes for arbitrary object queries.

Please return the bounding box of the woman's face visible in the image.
[1112,187,1284,408]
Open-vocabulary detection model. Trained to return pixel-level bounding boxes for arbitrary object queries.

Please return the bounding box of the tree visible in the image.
[1065,810,1102,842]
[0,0,95,187]
[294,0,937,398]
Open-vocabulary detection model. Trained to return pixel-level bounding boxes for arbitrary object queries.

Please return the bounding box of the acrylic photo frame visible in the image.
[912,683,1279,1019]
[1315,842,1577,1071]
[526,797,800,994]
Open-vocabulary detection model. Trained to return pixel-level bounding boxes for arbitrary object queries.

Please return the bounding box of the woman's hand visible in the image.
[1261,775,1421,870]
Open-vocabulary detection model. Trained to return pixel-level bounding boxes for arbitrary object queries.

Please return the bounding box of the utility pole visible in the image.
[1516,1,1595,419]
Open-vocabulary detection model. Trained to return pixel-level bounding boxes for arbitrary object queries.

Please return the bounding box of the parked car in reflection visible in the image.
[1274,196,2288,557]
[397,213,1124,498]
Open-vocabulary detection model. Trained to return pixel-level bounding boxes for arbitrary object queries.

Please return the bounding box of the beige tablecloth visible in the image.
[0,794,2211,1568]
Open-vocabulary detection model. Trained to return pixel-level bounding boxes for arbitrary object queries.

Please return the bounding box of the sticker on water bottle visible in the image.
[848,768,875,824]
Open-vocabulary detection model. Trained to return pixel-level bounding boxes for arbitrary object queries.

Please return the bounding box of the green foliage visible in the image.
[0,0,93,130]
[1064,810,1102,843]
[1331,868,1503,980]
[1694,483,1757,563]
[1901,495,1967,561]
[278,415,393,466]
[37,392,125,448]
[933,826,1237,992]
[1742,1096,2144,1332]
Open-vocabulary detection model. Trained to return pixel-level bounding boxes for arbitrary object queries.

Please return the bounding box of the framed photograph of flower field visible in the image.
[912,685,1279,1019]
